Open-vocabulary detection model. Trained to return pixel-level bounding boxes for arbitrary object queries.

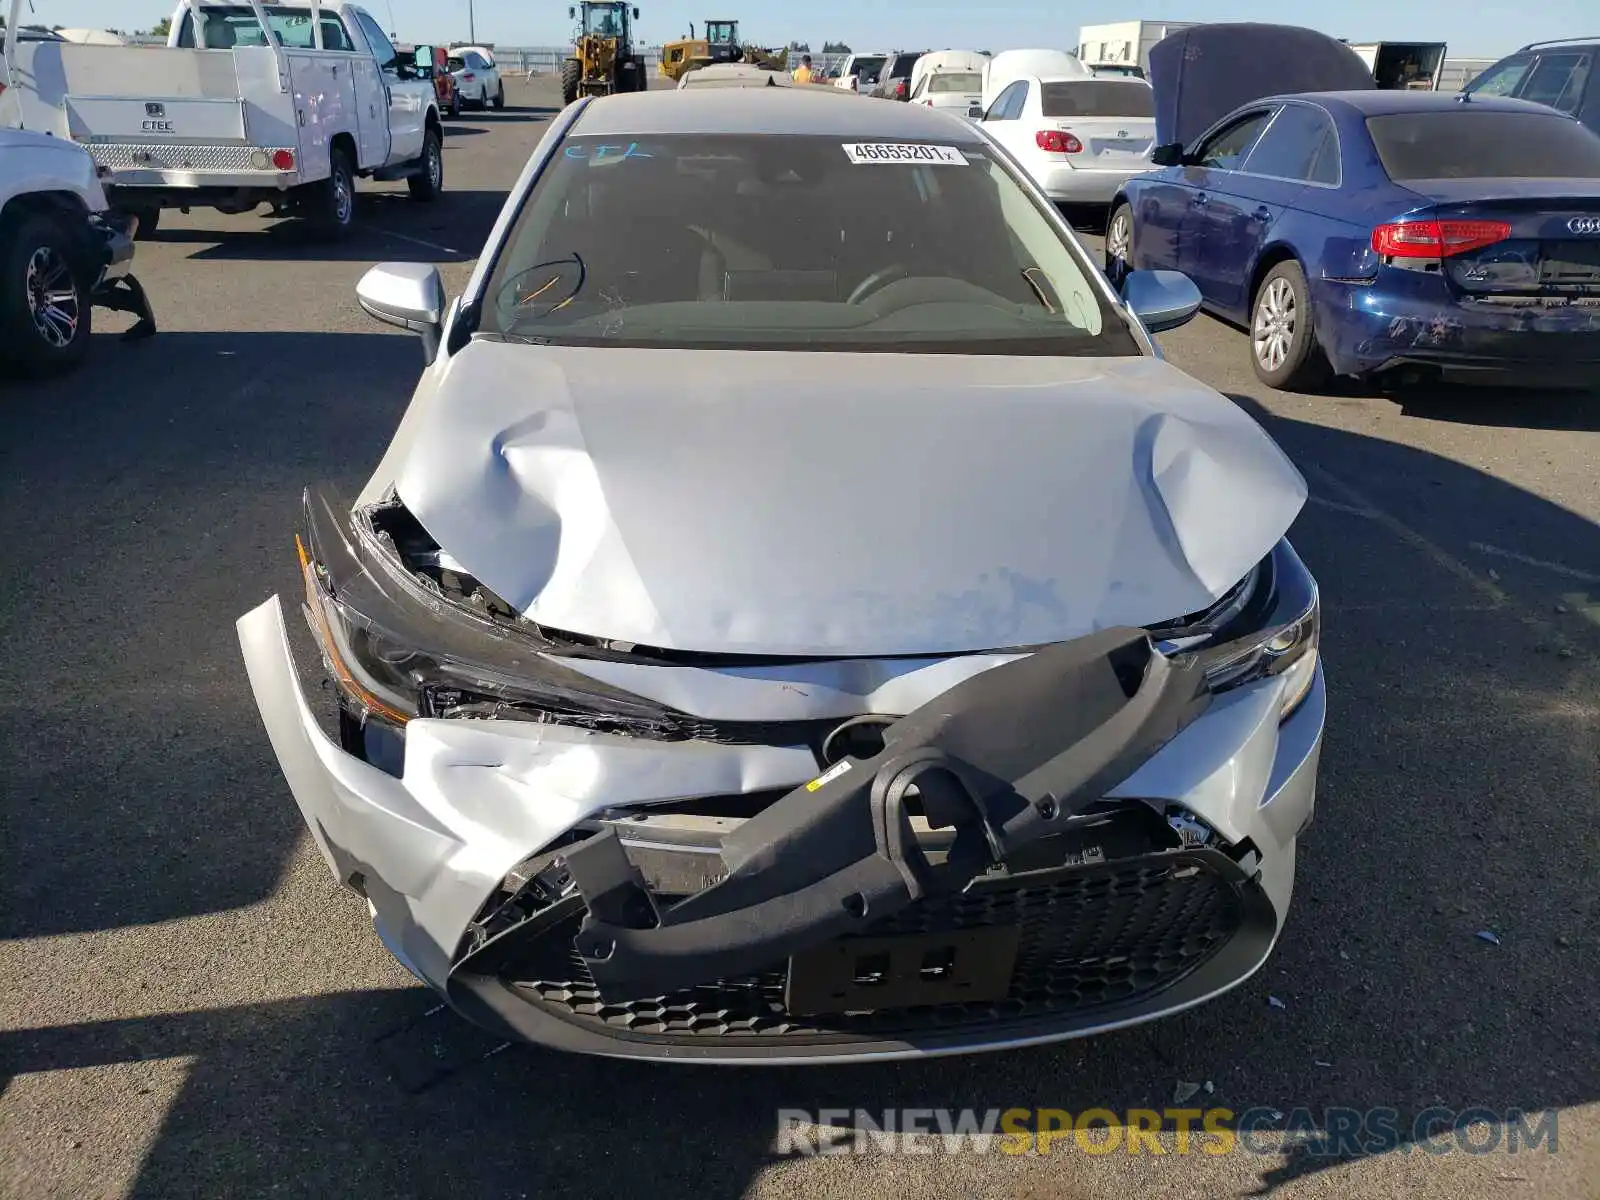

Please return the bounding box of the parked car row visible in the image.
[1107,24,1600,392]
[401,42,504,118]
[814,29,1600,395]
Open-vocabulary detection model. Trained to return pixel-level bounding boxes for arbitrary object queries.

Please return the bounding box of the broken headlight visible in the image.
[294,489,677,735]
[1194,539,1320,721]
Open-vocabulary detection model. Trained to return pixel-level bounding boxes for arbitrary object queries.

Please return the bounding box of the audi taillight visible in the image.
[271,149,295,171]
[462,72,476,81]
[1371,219,1511,259]
[1036,130,1083,154]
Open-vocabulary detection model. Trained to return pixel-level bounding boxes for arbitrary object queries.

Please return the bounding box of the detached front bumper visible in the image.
[92,213,135,284]
[238,591,1324,1063]
[87,211,157,340]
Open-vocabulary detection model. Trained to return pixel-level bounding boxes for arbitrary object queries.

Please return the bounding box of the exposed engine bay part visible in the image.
[543,626,1214,1000]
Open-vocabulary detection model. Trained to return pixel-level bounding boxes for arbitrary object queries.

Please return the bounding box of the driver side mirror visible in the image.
[633,7,641,18]
[1120,269,1202,334]
[1150,142,1185,168]
[358,263,447,363]
[568,6,576,16]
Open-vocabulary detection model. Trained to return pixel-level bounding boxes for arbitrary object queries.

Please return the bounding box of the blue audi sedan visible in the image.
[1107,24,1600,392]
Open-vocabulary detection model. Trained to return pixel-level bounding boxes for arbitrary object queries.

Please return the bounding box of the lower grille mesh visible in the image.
[507,856,1243,1041]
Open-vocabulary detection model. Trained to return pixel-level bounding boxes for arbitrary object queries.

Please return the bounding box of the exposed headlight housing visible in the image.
[294,489,681,739]
[1177,539,1320,721]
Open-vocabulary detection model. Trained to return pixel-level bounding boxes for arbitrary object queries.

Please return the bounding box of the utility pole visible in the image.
[468,0,476,42]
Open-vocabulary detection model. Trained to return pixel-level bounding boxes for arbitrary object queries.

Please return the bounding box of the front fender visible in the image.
[0,145,105,216]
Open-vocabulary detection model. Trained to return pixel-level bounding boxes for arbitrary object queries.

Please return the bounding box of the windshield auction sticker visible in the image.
[841,143,969,165]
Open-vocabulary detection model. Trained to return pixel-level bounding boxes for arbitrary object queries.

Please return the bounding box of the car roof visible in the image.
[572,87,987,140]
[1260,89,1569,118]
[1037,73,1148,86]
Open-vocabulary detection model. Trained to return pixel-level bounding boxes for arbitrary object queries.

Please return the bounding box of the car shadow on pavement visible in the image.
[2,369,1595,1196]
[1387,383,1600,433]
[0,331,425,940]
[472,104,561,120]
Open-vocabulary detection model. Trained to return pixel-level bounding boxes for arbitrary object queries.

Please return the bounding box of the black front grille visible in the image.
[503,853,1245,1042]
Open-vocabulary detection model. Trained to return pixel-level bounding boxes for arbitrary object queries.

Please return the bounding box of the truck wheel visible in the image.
[560,58,581,104]
[0,213,92,378]
[122,204,162,240]
[449,90,461,118]
[307,146,356,239]
[408,127,444,202]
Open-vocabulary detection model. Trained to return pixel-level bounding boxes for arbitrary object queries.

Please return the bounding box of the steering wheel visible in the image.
[847,263,915,305]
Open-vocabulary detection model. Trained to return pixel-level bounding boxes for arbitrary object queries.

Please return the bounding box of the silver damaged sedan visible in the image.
[237,87,1325,1064]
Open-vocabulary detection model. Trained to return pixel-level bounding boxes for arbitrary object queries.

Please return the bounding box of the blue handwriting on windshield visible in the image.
[564,142,653,160]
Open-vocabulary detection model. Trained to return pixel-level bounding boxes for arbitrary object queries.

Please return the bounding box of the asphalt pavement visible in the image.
[2,77,1597,1200]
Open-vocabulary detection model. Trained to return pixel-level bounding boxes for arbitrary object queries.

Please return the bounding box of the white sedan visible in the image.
[449,46,504,110]
[982,74,1155,206]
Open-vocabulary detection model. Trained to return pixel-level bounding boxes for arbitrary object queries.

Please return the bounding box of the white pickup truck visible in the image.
[0,0,443,239]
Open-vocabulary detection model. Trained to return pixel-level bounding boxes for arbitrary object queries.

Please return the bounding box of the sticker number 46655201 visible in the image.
[841,143,969,165]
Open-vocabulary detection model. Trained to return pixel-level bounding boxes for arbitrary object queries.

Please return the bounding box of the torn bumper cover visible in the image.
[558,629,1212,999]
[238,573,1323,1062]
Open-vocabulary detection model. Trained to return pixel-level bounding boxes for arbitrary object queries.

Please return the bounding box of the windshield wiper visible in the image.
[1021,267,1056,313]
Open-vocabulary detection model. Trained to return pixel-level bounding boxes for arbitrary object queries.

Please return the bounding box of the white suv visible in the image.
[450,46,505,109]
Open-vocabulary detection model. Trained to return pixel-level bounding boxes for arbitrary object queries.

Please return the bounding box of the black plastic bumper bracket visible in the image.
[561,626,1212,1000]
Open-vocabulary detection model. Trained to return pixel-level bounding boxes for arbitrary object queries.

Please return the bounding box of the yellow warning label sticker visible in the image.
[804,759,854,792]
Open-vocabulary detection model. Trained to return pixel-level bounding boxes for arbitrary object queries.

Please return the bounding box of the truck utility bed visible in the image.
[9,39,305,181]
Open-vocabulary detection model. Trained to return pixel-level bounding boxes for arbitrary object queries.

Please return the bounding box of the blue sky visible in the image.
[17,0,1594,59]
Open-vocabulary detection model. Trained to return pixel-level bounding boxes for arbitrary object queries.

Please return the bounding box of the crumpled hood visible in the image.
[1148,23,1373,148]
[391,343,1306,657]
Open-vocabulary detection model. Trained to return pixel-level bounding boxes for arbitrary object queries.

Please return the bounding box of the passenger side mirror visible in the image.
[1120,269,1202,334]
[633,7,641,18]
[568,6,576,17]
[357,263,447,362]
[1150,142,1184,167]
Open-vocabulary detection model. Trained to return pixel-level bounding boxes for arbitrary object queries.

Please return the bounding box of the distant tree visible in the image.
[822,40,850,54]
[151,16,171,37]
[788,40,809,52]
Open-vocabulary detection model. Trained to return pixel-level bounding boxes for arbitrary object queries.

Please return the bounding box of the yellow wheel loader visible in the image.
[561,2,648,104]
[659,19,787,83]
